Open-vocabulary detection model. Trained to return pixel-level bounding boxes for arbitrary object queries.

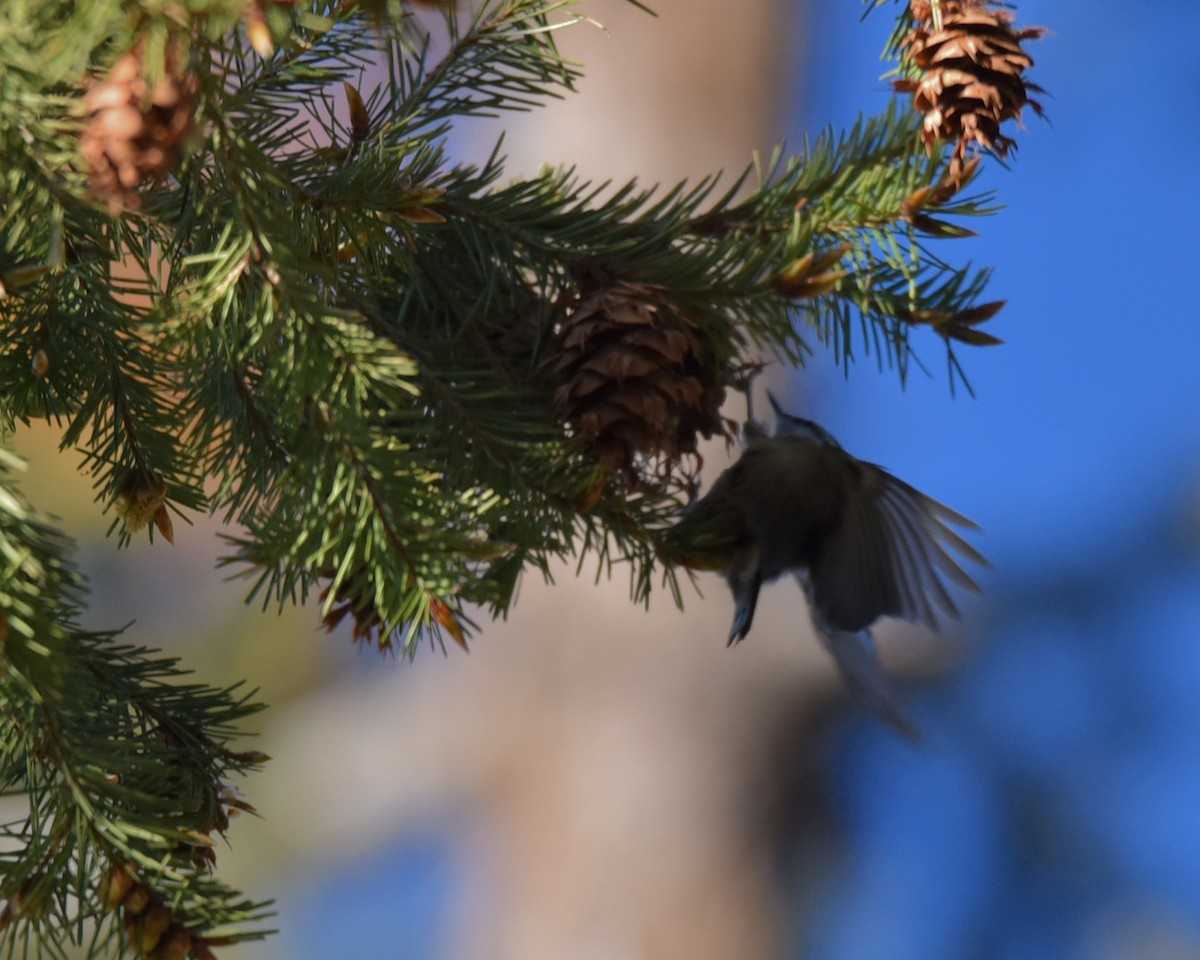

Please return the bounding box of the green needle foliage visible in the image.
[0,448,271,957]
[0,0,1041,953]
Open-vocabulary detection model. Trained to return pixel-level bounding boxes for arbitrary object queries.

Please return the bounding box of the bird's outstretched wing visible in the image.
[810,462,986,634]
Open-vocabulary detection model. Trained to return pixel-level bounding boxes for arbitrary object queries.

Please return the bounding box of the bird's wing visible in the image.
[811,462,986,633]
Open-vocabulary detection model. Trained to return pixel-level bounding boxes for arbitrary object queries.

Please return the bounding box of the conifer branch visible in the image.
[0,0,1044,952]
[0,450,270,957]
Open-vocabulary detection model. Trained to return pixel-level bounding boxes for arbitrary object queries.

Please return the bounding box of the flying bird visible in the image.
[664,394,986,737]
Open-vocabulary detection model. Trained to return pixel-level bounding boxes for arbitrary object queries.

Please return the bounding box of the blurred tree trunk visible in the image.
[241,5,832,960]
[230,4,833,960]
[453,9,807,957]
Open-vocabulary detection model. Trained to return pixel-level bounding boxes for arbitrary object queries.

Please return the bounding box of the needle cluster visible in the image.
[0,0,1041,953]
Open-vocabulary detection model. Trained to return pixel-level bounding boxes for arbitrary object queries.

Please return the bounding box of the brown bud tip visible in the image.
[228,749,272,766]
[31,349,49,378]
[246,5,275,57]
[121,884,151,917]
[343,81,370,142]
[430,598,469,651]
[115,475,169,534]
[138,902,173,953]
[156,928,194,960]
[152,503,175,544]
[99,864,136,912]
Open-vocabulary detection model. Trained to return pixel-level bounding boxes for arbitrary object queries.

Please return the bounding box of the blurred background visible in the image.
[14,0,1200,957]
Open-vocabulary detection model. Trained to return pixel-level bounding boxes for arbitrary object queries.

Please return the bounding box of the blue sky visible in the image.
[797,3,1200,956]
[797,0,1200,574]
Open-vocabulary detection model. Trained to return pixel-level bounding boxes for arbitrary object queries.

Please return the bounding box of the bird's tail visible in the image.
[815,626,921,741]
[792,572,920,739]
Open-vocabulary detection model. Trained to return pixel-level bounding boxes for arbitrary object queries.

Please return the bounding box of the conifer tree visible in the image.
[0,0,1042,954]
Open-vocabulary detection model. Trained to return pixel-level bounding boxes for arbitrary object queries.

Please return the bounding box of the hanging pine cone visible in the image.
[895,0,1045,178]
[550,279,730,483]
[80,45,196,213]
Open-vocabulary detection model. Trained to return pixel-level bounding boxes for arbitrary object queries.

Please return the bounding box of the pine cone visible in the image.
[80,46,196,213]
[550,280,729,481]
[895,0,1045,177]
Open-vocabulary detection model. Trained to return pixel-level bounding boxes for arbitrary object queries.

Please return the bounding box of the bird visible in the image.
[662,393,986,738]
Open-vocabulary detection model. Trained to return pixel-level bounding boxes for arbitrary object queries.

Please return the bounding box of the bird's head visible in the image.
[767,392,841,447]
